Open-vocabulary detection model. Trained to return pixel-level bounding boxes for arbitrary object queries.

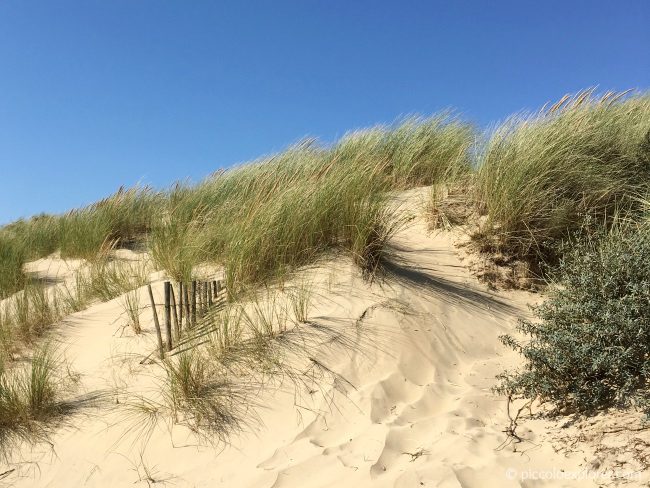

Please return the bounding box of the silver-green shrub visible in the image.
[497,227,650,414]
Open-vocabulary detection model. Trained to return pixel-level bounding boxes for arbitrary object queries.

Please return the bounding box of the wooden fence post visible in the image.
[147,284,164,359]
[184,282,191,327]
[164,282,172,351]
[191,281,197,327]
[196,282,202,315]
[170,284,180,341]
[177,282,183,329]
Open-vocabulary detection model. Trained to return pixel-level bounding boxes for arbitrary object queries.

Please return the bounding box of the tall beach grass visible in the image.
[474,89,650,265]
[0,345,67,457]
[148,115,473,289]
[0,234,27,299]
[1,114,472,298]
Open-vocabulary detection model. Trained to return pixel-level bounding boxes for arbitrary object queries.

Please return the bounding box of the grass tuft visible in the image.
[0,345,67,457]
[121,290,142,335]
[7,283,60,344]
[162,349,241,436]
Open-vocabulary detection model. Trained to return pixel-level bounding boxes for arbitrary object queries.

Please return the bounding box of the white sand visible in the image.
[2,188,647,487]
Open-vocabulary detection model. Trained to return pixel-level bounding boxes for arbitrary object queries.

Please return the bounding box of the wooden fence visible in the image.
[147,279,223,358]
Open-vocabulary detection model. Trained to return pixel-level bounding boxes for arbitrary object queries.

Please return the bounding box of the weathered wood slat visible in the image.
[147,284,164,359]
[184,282,191,327]
[178,282,184,330]
[170,284,180,341]
[164,282,172,350]
[191,281,197,327]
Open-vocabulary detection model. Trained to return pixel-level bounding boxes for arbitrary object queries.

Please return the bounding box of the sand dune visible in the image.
[1,189,646,487]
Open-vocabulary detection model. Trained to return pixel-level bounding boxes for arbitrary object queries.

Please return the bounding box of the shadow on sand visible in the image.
[382,255,520,317]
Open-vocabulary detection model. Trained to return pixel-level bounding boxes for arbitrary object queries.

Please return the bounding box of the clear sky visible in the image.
[1,1,648,224]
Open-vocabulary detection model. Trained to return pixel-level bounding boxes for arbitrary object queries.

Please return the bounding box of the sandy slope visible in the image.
[2,188,647,487]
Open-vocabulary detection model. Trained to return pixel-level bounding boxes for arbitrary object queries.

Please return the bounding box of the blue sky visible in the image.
[1,1,648,224]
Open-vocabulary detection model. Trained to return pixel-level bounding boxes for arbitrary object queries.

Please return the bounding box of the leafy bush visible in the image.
[497,227,650,414]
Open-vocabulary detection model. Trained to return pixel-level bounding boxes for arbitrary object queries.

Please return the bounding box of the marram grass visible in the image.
[147,114,472,289]
[1,114,473,296]
[474,89,650,265]
[0,345,67,458]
